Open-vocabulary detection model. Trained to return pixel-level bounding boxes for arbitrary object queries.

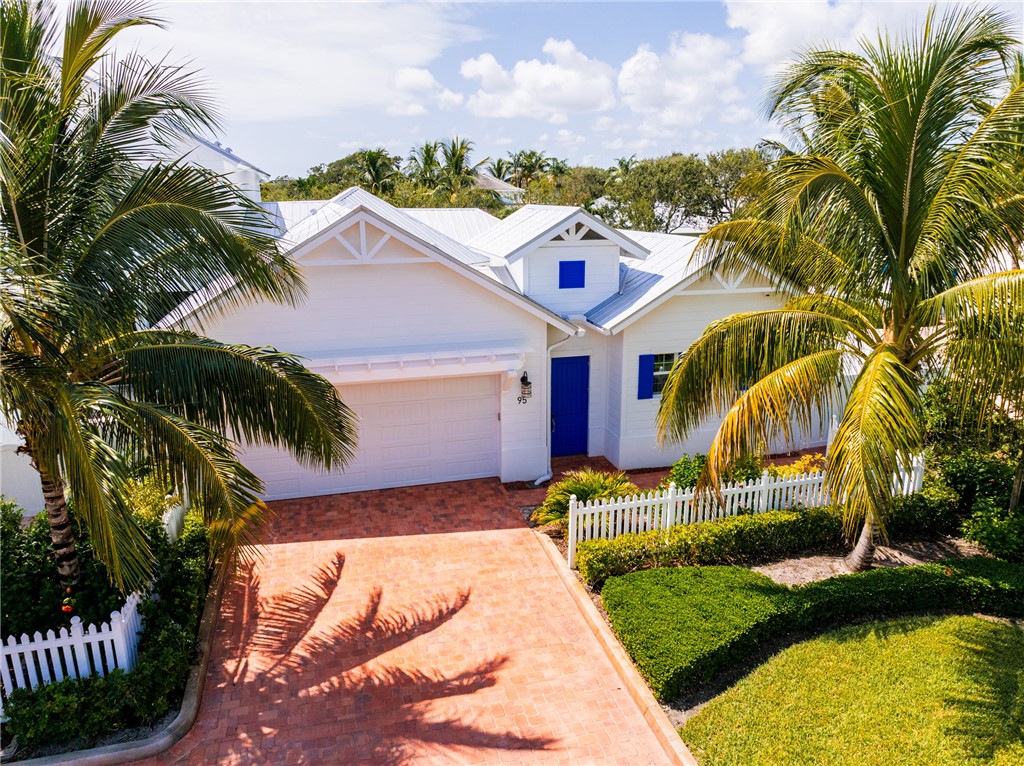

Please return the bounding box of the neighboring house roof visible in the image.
[467,205,649,263]
[586,231,705,331]
[190,135,269,178]
[401,208,501,242]
[474,173,525,196]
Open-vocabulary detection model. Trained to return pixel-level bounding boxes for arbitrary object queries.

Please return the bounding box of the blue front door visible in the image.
[551,356,589,456]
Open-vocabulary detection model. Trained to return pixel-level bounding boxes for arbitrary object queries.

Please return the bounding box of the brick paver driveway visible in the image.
[145,473,673,765]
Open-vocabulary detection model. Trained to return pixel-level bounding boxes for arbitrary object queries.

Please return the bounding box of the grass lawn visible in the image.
[681,615,1024,766]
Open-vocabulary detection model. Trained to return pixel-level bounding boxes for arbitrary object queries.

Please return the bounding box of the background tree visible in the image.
[1,0,357,591]
[485,157,513,182]
[656,5,1024,570]
[705,148,768,224]
[405,141,442,187]
[601,153,713,232]
[436,137,487,199]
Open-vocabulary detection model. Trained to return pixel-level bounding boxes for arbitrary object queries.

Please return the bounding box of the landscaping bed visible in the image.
[0,496,213,761]
[600,558,1024,703]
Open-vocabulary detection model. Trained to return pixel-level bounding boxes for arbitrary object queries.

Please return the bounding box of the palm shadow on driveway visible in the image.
[218,550,555,765]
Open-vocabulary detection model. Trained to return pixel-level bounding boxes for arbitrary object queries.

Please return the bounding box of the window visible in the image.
[652,353,677,395]
[559,260,586,289]
[638,352,680,399]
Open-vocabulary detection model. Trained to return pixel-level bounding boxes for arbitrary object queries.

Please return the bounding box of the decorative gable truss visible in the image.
[296,213,432,266]
[553,222,605,242]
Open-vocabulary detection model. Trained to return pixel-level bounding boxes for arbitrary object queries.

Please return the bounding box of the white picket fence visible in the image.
[566,456,926,567]
[162,501,187,542]
[0,500,189,718]
[0,593,142,718]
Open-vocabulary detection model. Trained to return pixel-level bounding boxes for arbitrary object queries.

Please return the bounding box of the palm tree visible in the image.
[405,141,441,187]
[1,0,357,591]
[508,149,550,188]
[437,137,487,198]
[657,5,1024,570]
[485,157,513,183]
[356,148,401,196]
[610,154,637,183]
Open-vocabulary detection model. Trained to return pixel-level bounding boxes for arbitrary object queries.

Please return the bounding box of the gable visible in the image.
[300,219,431,265]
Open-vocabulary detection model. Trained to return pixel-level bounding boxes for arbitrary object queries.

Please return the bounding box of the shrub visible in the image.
[727,452,764,483]
[883,480,960,540]
[657,453,707,491]
[124,477,181,523]
[767,452,826,478]
[931,447,1014,513]
[576,506,845,587]
[3,509,211,750]
[602,567,793,700]
[962,496,1024,562]
[531,469,639,525]
[0,499,149,637]
[601,558,1024,701]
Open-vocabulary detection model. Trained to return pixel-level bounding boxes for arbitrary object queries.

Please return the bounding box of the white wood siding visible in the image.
[525,242,621,315]
[615,289,786,469]
[196,235,552,493]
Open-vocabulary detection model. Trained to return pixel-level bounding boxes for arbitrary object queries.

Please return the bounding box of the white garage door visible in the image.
[241,375,500,499]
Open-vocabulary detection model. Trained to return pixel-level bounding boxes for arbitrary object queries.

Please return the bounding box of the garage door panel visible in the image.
[240,375,499,499]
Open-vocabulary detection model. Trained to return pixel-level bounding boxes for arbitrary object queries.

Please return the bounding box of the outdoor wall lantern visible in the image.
[520,372,532,399]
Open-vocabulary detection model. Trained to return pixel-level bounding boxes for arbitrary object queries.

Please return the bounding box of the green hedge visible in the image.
[4,513,211,750]
[601,558,1024,702]
[576,506,845,587]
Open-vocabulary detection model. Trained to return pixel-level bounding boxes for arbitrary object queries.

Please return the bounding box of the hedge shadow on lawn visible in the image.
[937,617,1024,762]
[600,557,1024,704]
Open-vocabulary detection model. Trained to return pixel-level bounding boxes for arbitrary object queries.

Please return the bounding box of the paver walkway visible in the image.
[143,470,674,765]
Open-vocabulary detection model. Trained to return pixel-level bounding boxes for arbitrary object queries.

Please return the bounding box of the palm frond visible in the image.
[827,347,922,539]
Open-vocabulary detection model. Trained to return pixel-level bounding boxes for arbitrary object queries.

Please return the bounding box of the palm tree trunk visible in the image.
[40,472,80,586]
[1010,457,1023,515]
[845,515,875,571]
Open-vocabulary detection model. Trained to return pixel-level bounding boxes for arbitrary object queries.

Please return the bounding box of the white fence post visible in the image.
[757,470,771,513]
[567,494,578,569]
[664,482,676,531]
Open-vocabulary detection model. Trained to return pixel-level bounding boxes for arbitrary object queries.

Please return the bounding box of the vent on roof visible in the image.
[582,228,604,241]
[309,208,318,217]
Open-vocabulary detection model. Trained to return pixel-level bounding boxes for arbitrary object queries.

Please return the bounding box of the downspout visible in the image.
[534,324,586,486]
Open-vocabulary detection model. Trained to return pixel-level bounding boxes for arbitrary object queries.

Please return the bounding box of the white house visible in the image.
[0,148,825,510]
[178,186,823,500]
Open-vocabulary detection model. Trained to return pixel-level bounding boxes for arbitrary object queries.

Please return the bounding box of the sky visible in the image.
[118,0,1024,178]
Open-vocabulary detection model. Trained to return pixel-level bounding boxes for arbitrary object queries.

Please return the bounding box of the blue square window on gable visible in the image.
[559,260,586,289]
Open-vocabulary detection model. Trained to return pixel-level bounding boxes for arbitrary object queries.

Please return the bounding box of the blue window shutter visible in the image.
[638,354,655,399]
[559,260,586,289]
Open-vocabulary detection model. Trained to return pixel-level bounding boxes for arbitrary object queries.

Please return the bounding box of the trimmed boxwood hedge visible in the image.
[576,506,845,587]
[601,558,1024,702]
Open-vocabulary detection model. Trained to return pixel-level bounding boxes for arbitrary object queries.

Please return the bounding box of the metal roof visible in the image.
[474,173,525,196]
[467,205,649,263]
[586,231,704,330]
[277,187,491,267]
[401,208,501,243]
[191,135,269,177]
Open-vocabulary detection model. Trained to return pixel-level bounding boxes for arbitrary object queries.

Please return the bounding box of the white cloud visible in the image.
[554,128,586,145]
[619,32,745,131]
[723,0,1018,70]
[388,67,464,116]
[460,39,616,122]
[116,3,482,122]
